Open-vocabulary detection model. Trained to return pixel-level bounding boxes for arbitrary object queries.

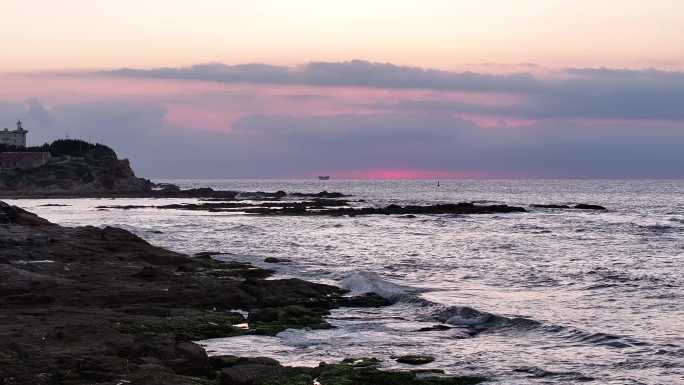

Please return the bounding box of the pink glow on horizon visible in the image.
[328,168,513,180]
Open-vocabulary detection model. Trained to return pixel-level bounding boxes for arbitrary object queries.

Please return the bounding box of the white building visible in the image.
[0,120,28,147]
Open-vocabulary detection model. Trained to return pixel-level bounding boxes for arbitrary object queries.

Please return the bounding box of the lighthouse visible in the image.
[0,120,28,147]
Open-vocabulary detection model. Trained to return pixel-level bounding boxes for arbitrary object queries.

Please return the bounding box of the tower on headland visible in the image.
[0,120,28,147]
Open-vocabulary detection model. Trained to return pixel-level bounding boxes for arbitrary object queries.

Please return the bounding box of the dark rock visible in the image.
[0,202,487,384]
[247,305,331,334]
[411,368,445,374]
[531,204,570,209]
[340,357,382,367]
[416,324,452,332]
[237,357,280,366]
[338,293,393,307]
[220,364,284,385]
[170,341,209,376]
[250,202,526,217]
[574,204,607,210]
[263,257,291,264]
[395,355,436,365]
[0,201,54,226]
[133,265,173,280]
[210,355,241,369]
[0,142,153,194]
[155,183,181,193]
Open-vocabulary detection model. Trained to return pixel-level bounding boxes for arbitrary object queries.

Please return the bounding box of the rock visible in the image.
[248,202,527,216]
[338,292,393,307]
[237,357,280,366]
[416,324,452,332]
[132,265,173,280]
[169,341,209,376]
[220,364,284,385]
[0,201,54,226]
[155,183,181,193]
[263,257,291,264]
[340,357,381,367]
[0,141,153,194]
[411,368,445,374]
[574,204,606,210]
[210,355,241,369]
[395,355,436,365]
[0,202,487,384]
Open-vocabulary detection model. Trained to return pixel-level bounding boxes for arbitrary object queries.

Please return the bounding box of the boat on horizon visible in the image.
[318,176,330,180]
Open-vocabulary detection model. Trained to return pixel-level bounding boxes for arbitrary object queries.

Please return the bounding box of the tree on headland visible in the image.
[0,139,117,160]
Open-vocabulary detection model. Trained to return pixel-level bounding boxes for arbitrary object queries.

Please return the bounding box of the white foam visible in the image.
[340,271,411,301]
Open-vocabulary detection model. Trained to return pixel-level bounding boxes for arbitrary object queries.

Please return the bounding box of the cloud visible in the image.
[98,61,684,121]
[231,112,684,178]
[103,60,540,93]
[3,98,683,178]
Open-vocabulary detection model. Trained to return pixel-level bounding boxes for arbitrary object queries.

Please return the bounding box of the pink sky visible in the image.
[1,1,683,178]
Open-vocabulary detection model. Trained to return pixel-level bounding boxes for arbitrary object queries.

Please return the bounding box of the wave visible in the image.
[218,224,265,233]
[339,271,662,351]
[340,271,421,302]
[339,271,539,334]
[434,305,540,332]
[513,366,594,381]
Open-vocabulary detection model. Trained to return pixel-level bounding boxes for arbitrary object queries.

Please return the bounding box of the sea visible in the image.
[8,179,684,385]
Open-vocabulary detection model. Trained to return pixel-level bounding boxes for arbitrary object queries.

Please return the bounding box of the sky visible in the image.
[1,0,683,178]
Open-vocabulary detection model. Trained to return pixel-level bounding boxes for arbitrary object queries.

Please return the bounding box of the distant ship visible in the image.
[318,176,330,180]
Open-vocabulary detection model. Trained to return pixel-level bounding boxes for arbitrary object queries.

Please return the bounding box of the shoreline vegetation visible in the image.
[0,200,486,385]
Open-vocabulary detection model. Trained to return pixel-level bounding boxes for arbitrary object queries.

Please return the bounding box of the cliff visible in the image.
[0,140,153,195]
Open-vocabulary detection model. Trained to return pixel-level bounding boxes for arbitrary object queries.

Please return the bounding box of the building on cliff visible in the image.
[0,121,52,170]
[0,152,52,170]
[0,120,28,147]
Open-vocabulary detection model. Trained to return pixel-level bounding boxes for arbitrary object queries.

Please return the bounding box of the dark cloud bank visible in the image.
[104,60,684,120]
[1,97,683,179]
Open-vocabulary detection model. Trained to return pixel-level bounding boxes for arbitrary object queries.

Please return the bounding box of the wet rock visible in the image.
[220,363,284,385]
[395,355,436,365]
[132,265,173,280]
[210,355,241,369]
[155,183,181,193]
[338,292,394,307]
[169,341,209,376]
[290,190,347,198]
[0,202,485,384]
[574,204,607,210]
[416,324,452,332]
[247,305,332,334]
[341,357,382,367]
[250,202,526,216]
[263,257,291,264]
[0,201,54,226]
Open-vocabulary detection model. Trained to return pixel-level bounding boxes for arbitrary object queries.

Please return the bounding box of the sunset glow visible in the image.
[1,1,683,178]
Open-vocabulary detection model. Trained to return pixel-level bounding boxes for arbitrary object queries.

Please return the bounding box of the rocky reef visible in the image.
[99,199,527,217]
[0,201,483,385]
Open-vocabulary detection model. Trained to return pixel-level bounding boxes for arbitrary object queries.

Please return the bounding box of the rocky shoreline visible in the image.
[0,201,485,385]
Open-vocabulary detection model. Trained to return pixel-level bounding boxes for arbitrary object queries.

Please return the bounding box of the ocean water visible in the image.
[8,179,684,385]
